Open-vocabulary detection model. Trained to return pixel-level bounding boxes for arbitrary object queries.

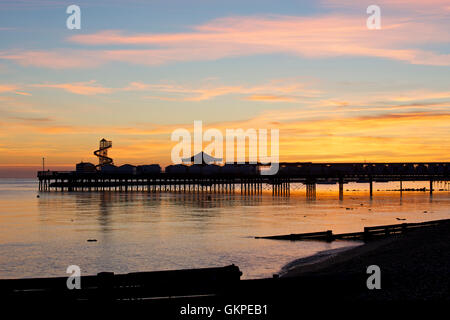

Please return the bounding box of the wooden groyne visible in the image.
[0,265,242,303]
[255,219,450,242]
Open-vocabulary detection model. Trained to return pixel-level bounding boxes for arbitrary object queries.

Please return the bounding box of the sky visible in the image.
[0,0,449,177]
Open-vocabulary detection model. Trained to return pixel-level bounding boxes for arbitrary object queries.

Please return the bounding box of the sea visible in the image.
[0,179,449,279]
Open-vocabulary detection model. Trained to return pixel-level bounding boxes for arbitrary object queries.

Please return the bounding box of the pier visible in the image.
[38,162,450,197]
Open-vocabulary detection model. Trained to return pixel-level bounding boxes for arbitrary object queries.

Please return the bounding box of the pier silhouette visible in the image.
[38,161,449,198]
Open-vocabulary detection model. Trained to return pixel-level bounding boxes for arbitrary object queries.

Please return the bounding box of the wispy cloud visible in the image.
[27,79,320,101]
[321,0,450,14]
[31,80,113,95]
[2,109,448,164]
[389,90,450,102]
[127,80,320,102]
[0,84,31,96]
[244,95,297,102]
[0,50,105,69]
[0,84,19,93]
[9,116,53,122]
[1,9,449,68]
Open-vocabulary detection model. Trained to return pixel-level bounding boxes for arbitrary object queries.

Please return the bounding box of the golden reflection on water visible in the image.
[0,179,448,279]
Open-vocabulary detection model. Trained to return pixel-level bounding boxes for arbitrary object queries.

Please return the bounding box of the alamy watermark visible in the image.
[66,264,81,289]
[171,121,279,175]
[366,265,381,289]
[367,5,381,30]
[65,5,379,32]
[65,5,379,31]
[66,5,81,30]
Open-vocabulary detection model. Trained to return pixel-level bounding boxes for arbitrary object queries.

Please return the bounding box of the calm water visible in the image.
[0,179,449,279]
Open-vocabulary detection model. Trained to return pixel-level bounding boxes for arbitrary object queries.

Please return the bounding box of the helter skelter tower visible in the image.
[94,138,113,167]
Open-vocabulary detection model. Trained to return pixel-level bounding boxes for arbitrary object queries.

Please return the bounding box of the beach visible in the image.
[280,222,450,300]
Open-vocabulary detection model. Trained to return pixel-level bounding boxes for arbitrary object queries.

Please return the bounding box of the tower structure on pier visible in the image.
[94,138,113,167]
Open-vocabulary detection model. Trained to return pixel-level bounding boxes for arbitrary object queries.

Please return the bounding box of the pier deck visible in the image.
[37,162,449,196]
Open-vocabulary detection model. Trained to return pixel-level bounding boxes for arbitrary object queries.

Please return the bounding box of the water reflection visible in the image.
[1,179,449,279]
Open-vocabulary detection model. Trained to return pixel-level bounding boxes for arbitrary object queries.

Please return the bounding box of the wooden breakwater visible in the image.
[255,218,450,242]
[0,265,242,303]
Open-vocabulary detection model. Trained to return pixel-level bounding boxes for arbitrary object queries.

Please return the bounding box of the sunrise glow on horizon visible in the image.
[0,0,449,177]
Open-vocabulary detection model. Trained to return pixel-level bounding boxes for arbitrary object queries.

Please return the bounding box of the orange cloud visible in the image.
[131,80,319,102]
[32,80,112,95]
[0,84,31,96]
[29,79,319,101]
[244,95,296,102]
[1,108,448,166]
[390,91,450,102]
[0,84,18,93]
[14,91,31,96]
[0,50,104,69]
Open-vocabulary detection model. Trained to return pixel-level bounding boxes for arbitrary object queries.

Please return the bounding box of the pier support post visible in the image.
[369,179,373,198]
[306,181,316,200]
[326,230,333,242]
[339,178,344,200]
[430,180,433,195]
